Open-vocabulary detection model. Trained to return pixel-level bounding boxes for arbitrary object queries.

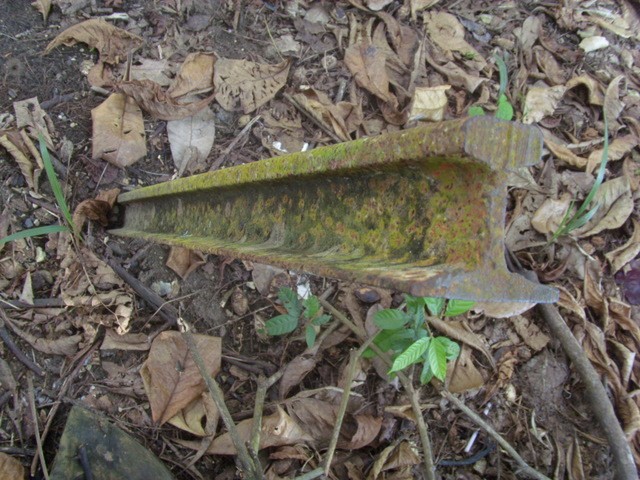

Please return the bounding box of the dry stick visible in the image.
[441,390,551,480]
[176,317,262,479]
[318,298,437,480]
[0,309,46,377]
[250,370,283,455]
[27,374,50,480]
[323,335,376,475]
[209,114,262,171]
[537,303,637,480]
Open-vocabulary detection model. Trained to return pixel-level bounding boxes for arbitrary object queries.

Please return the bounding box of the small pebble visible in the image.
[354,287,381,304]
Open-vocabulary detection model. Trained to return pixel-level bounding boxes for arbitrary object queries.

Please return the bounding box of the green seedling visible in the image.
[265,287,331,348]
[364,295,474,384]
[0,135,76,247]
[469,55,514,121]
[551,116,609,241]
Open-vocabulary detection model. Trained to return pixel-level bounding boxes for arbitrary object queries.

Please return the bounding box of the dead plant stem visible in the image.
[250,370,283,454]
[27,374,49,480]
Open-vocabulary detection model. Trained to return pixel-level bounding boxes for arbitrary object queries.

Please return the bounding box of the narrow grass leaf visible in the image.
[495,55,508,98]
[0,224,69,246]
[389,337,430,373]
[38,135,74,229]
[265,314,298,335]
[427,337,449,381]
[444,299,475,317]
[374,309,411,330]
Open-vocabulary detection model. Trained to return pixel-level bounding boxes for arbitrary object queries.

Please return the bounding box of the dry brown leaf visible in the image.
[522,85,566,124]
[14,97,53,147]
[424,48,485,93]
[344,41,396,106]
[604,75,626,126]
[91,93,146,168]
[565,74,605,106]
[512,315,549,351]
[531,194,571,234]
[167,393,219,437]
[128,59,173,86]
[279,353,318,399]
[447,346,484,394]
[0,452,24,480]
[586,134,638,173]
[101,329,151,351]
[168,52,217,98]
[207,406,312,455]
[72,199,111,230]
[407,85,450,122]
[0,132,38,190]
[544,136,588,169]
[576,176,634,237]
[365,0,393,11]
[423,11,486,70]
[342,414,383,449]
[369,441,420,480]
[4,319,81,355]
[167,103,216,175]
[292,88,361,142]
[116,79,216,121]
[472,300,535,318]
[140,331,221,425]
[31,0,51,21]
[44,19,143,64]
[376,12,419,68]
[606,219,640,273]
[251,263,287,296]
[214,58,290,114]
[165,246,206,280]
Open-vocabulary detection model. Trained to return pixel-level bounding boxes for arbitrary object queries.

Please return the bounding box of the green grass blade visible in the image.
[0,224,69,246]
[38,135,74,229]
[495,55,508,98]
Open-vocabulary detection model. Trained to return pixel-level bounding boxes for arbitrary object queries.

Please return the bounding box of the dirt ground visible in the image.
[1,0,640,479]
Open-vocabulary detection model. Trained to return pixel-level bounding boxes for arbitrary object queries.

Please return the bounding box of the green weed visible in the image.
[364,295,473,384]
[0,135,76,247]
[469,55,514,121]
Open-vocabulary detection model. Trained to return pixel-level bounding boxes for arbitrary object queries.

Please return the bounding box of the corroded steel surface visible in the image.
[111,117,558,303]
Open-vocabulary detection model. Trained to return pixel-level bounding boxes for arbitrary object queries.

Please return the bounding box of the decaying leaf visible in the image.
[167,393,219,437]
[586,134,638,173]
[214,58,290,113]
[565,74,605,106]
[31,0,51,22]
[165,246,206,280]
[531,194,571,234]
[472,300,535,318]
[423,11,486,70]
[0,132,39,190]
[369,441,420,480]
[0,452,24,480]
[128,59,174,86]
[522,85,566,124]
[91,93,146,168]
[140,331,221,425]
[344,41,396,106]
[168,52,217,98]
[44,19,143,64]
[167,103,216,176]
[279,353,318,399]
[14,97,54,147]
[116,79,216,121]
[604,75,626,126]
[407,85,450,122]
[576,176,633,237]
[72,200,111,230]
[365,0,393,10]
[606,219,640,273]
[447,346,484,393]
[4,318,81,356]
[512,315,549,351]
[544,136,588,169]
[206,406,312,455]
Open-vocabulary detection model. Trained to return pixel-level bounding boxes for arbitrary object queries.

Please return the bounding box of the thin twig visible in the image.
[209,115,262,171]
[441,390,551,480]
[0,309,45,376]
[27,374,50,480]
[318,298,437,480]
[324,335,376,475]
[250,370,284,454]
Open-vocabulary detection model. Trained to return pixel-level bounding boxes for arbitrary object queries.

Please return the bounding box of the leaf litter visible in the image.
[0,0,639,478]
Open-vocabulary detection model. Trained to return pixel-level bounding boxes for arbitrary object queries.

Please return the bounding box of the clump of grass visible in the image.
[551,116,609,241]
[0,135,76,247]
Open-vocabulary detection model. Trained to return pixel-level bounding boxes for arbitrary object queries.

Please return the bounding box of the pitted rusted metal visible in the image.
[110,117,558,303]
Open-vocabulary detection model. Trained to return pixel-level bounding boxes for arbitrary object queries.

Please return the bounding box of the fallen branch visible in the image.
[27,374,50,480]
[0,309,45,377]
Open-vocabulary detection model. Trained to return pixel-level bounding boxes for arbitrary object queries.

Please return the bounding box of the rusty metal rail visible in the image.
[110,117,558,303]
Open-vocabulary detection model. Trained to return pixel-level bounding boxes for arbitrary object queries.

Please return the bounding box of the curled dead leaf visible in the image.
[522,85,566,124]
[344,41,396,106]
[165,246,206,280]
[167,103,216,175]
[423,11,486,70]
[44,19,143,64]
[531,194,571,234]
[407,85,450,122]
[279,353,318,399]
[31,0,51,22]
[168,52,217,98]
[576,176,633,237]
[0,452,25,480]
[605,219,640,273]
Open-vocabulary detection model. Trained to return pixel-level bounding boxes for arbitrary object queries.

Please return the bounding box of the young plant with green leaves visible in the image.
[0,135,76,247]
[551,116,609,241]
[469,55,514,121]
[265,287,331,348]
[365,295,474,384]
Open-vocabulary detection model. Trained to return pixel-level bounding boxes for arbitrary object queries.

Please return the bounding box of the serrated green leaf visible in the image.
[374,309,410,330]
[305,324,317,348]
[423,297,445,316]
[389,337,430,374]
[427,337,449,381]
[468,106,485,117]
[495,94,514,121]
[303,296,320,319]
[312,314,331,326]
[278,287,301,317]
[265,314,298,336]
[420,362,434,384]
[444,299,475,317]
[0,224,69,246]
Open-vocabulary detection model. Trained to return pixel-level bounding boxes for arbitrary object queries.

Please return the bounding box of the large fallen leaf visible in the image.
[167,103,215,175]
[116,79,216,120]
[423,11,486,70]
[44,19,143,64]
[606,219,640,273]
[531,194,572,234]
[344,41,396,106]
[168,52,216,98]
[0,452,25,479]
[165,246,206,279]
[586,134,638,173]
[279,353,318,399]
[214,58,290,114]
[424,49,484,93]
[512,315,549,351]
[407,85,450,122]
[544,136,588,169]
[4,318,81,355]
[128,59,173,86]
[91,93,146,168]
[376,11,419,68]
[576,176,634,237]
[207,406,312,455]
[446,346,484,393]
[522,85,566,124]
[140,331,221,425]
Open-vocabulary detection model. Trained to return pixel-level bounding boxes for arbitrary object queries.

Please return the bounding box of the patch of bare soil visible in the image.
[1,0,640,479]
